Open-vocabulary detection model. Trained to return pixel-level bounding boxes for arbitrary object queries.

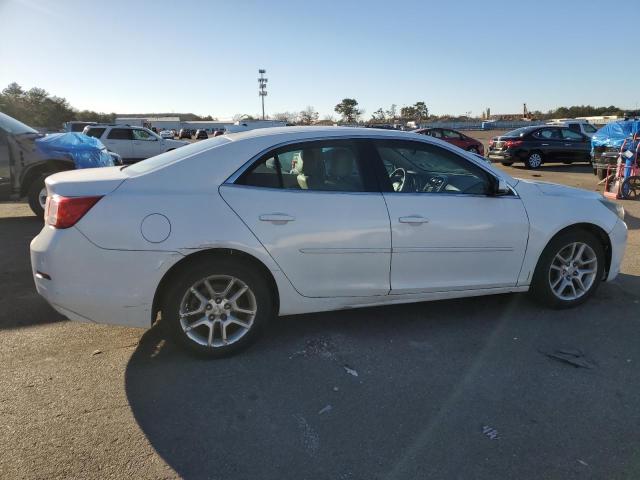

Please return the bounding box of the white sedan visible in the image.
[159,129,174,139]
[31,127,627,357]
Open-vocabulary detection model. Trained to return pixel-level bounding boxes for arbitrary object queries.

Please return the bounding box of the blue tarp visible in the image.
[34,132,115,169]
[592,121,640,150]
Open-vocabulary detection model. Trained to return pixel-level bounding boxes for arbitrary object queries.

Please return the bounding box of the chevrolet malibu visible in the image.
[30,127,628,357]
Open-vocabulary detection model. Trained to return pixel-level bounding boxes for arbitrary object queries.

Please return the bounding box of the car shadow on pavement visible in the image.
[125,281,640,479]
[0,216,65,329]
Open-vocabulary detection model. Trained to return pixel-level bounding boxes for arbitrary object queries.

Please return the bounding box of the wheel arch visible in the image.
[540,222,612,279]
[19,159,75,197]
[151,248,280,326]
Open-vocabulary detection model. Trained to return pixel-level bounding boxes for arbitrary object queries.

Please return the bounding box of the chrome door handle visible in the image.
[259,213,295,224]
[541,143,550,146]
[399,215,429,225]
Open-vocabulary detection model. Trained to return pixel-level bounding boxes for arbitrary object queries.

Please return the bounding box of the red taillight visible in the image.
[489,138,495,147]
[45,195,102,229]
[504,140,523,149]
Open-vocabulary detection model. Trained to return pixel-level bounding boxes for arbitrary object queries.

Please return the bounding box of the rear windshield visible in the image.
[503,127,536,137]
[125,136,231,174]
[84,127,106,138]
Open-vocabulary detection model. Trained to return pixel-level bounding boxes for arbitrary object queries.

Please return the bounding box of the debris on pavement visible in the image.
[343,365,358,377]
[91,349,102,356]
[577,459,589,467]
[333,386,339,392]
[539,347,596,369]
[482,425,499,440]
[318,405,333,415]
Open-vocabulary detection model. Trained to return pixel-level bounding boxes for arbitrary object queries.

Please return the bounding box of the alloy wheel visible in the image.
[528,153,542,168]
[548,242,597,301]
[178,275,257,348]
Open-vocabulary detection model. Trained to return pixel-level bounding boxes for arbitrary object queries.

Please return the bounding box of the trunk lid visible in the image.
[45,166,128,197]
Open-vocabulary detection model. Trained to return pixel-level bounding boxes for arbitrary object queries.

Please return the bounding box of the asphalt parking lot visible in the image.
[1,161,639,480]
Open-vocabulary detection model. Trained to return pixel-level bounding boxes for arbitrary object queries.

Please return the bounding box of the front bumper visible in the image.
[30,225,182,328]
[607,218,627,281]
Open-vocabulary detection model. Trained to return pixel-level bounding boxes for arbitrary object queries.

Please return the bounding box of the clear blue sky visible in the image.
[1,0,638,119]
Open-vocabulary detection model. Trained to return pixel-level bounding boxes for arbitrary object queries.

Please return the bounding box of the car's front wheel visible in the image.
[162,257,273,357]
[530,230,604,308]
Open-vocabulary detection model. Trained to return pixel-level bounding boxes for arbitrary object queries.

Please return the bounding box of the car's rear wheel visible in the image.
[530,230,604,308]
[27,175,48,218]
[161,258,273,357]
[525,151,543,169]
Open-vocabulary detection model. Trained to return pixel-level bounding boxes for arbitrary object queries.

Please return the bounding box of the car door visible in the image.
[560,128,590,162]
[102,128,133,161]
[219,139,391,298]
[372,139,529,294]
[131,128,161,160]
[531,127,564,161]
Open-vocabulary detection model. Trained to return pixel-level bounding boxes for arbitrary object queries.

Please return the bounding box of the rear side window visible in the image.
[237,141,368,192]
[561,129,584,140]
[568,123,580,132]
[533,128,561,140]
[84,127,106,138]
[442,129,462,139]
[107,128,133,140]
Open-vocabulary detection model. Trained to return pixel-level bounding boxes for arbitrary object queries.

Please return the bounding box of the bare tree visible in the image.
[298,106,319,125]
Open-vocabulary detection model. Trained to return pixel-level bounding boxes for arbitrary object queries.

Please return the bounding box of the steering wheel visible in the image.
[389,168,407,192]
[423,174,448,193]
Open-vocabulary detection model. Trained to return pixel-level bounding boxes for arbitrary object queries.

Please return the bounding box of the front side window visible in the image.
[107,128,133,140]
[133,129,155,141]
[583,124,597,133]
[375,140,492,195]
[427,129,442,138]
[237,141,367,192]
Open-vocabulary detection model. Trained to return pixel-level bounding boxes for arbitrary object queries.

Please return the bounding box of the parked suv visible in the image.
[84,125,188,164]
[487,125,591,169]
[195,129,208,140]
[0,112,116,216]
[546,120,598,138]
[178,128,192,139]
[414,128,484,155]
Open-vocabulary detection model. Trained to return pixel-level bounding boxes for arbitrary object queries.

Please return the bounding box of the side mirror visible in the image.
[497,178,510,194]
[492,177,510,195]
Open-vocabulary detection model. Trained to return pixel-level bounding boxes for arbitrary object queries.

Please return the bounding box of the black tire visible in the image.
[27,175,48,218]
[161,257,274,358]
[596,168,607,181]
[501,162,514,166]
[562,161,572,165]
[525,151,543,169]
[529,229,604,309]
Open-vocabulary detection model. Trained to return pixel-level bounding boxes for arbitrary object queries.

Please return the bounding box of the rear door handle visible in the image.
[259,213,295,224]
[399,215,429,225]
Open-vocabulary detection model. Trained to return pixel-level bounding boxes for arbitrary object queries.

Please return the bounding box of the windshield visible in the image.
[125,136,231,174]
[0,112,38,134]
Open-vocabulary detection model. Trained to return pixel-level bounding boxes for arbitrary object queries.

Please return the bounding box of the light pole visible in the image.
[258,69,268,120]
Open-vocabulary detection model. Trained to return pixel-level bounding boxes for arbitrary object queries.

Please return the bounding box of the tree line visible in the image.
[0,82,630,129]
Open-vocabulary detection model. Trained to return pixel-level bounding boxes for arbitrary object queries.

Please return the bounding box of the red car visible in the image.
[414,128,484,155]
